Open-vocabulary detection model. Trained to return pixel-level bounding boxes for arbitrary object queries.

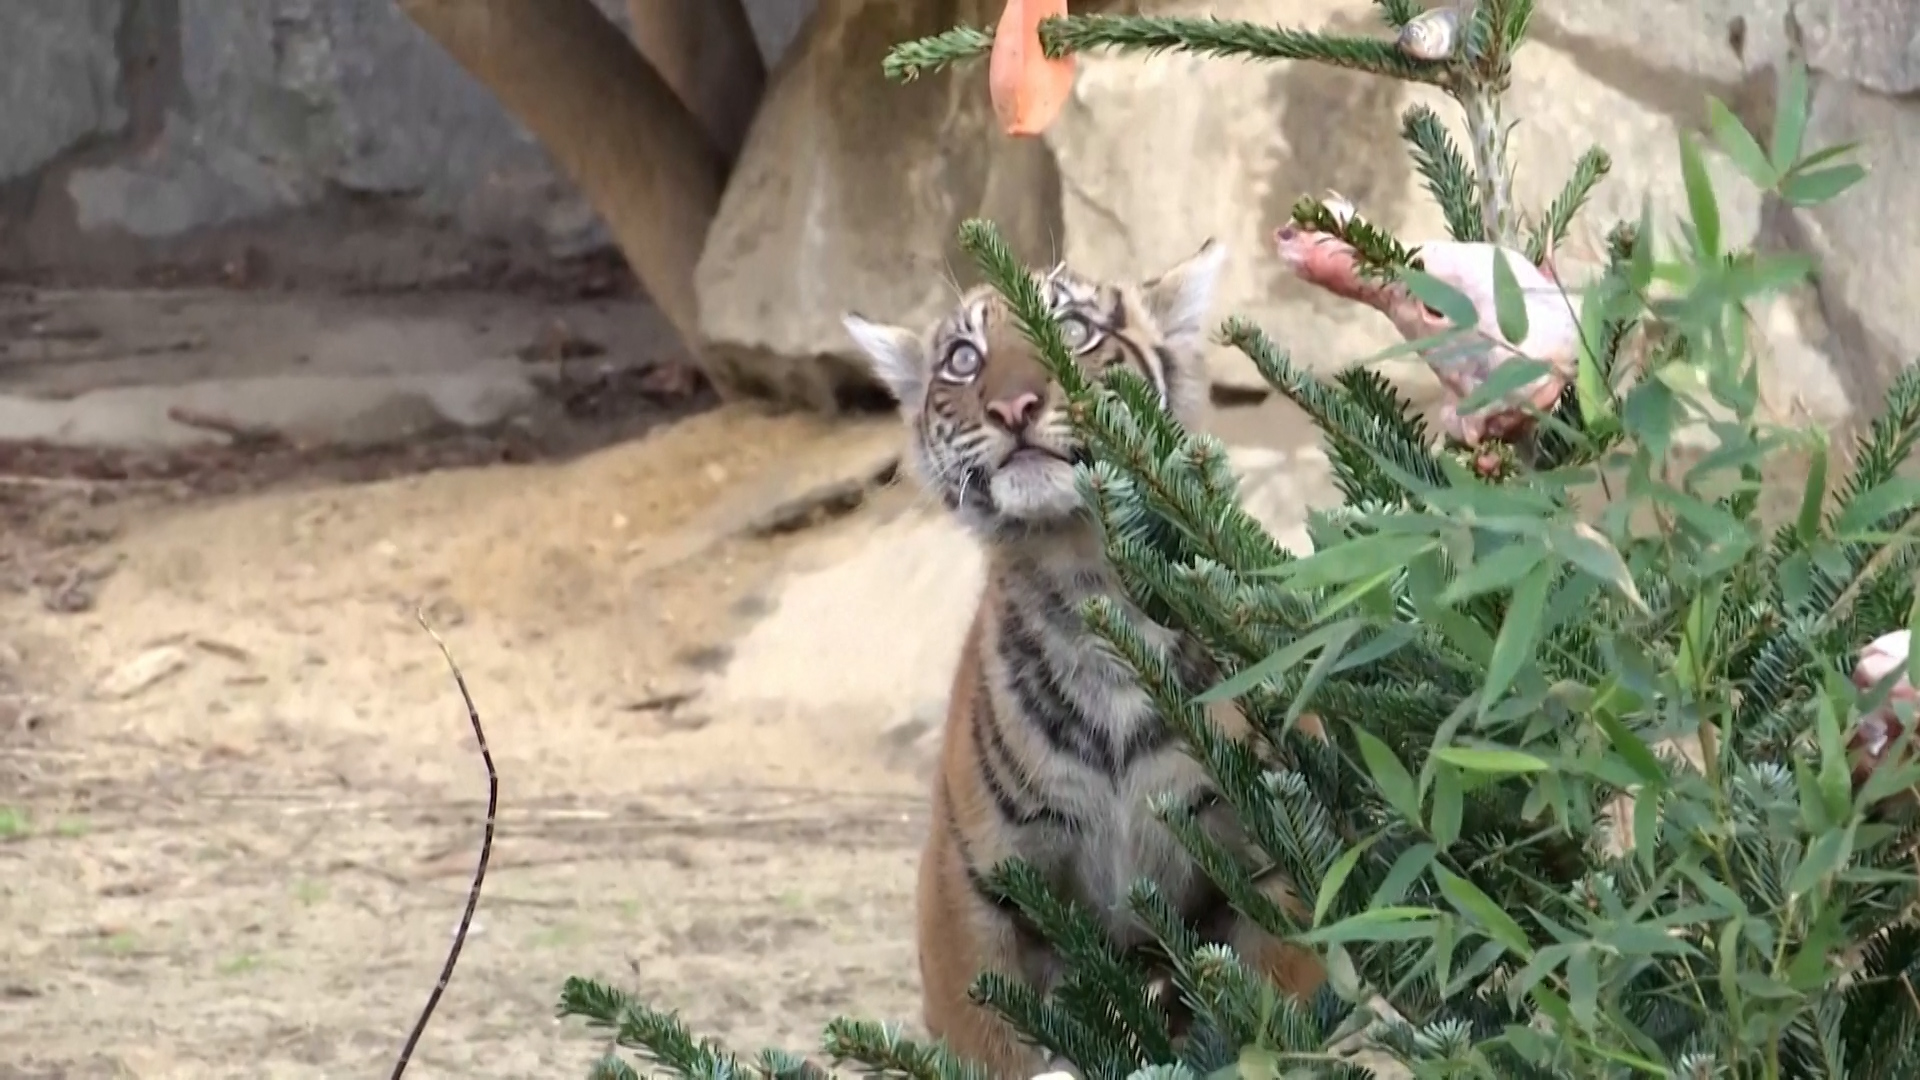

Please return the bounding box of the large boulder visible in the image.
[0,1,125,184]
[695,0,1070,412]
[703,0,1918,427]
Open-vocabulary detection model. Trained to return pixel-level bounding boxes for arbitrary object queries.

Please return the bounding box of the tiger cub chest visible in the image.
[996,630,1221,946]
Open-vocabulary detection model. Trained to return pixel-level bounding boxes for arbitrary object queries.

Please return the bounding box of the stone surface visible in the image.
[0,0,126,183]
[694,0,1070,410]
[3,0,1917,422]
[711,442,1330,722]
[0,367,539,451]
[1,0,809,286]
[1780,74,1920,411]
[696,0,1911,419]
[0,286,679,452]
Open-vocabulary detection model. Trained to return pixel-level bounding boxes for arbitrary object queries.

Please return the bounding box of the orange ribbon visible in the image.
[988,0,1074,137]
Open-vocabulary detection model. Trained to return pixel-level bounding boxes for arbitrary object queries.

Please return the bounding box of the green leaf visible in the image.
[1545,523,1648,613]
[1408,550,1496,664]
[1566,947,1600,1033]
[1331,624,1420,674]
[1313,566,1401,622]
[1628,199,1657,291]
[1489,246,1531,346]
[1792,141,1860,173]
[1441,543,1548,605]
[1835,475,1920,537]
[1909,591,1920,691]
[1371,842,1437,908]
[1574,287,1621,431]
[1357,728,1423,828]
[1273,532,1439,590]
[1481,560,1552,719]
[1786,824,1856,899]
[1430,914,1457,998]
[1433,866,1534,960]
[1434,746,1551,774]
[1593,709,1665,787]
[1285,618,1364,730]
[1399,267,1480,329]
[1298,905,1439,946]
[1455,358,1554,416]
[1772,59,1809,172]
[1430,767,1463,849]
[1632,783,1661,875]
[1706,96,1777,188]
[1341,324,1481,370]
[1795,429,1829,544]
[1678,131,1722,260]
[1675,862,1749,919]
[1781,163,1868,207]
[1621,378,1676,460]
[1815,683,1855,825]
[1313,834,1379,927]
[1197,617,1363,704]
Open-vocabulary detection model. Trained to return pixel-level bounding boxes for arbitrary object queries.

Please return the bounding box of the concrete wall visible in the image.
[0,0,812,290]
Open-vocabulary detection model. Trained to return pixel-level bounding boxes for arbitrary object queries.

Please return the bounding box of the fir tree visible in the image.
[559,3,1917,1077]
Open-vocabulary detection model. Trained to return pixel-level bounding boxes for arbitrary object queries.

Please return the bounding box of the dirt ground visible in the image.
[0,387,945,1078]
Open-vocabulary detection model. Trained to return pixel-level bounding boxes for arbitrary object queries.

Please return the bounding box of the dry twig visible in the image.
[389,611,499,1080]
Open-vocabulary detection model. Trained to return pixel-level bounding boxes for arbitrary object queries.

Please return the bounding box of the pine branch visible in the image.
[881,25,995,82]
[983,859,1179,1065]
[1221,317,1449,503]
[823,1020,992,1080]
[1289,196,1423,277]
[1526,146,1612,265]
[882,15,1449,86]
[1400,104,1485,243]
[969,971,1120,1079]
[1458,87,1516,246]
[1373,0,1424,31]
[559,979,756,1080]
[955,219,1084,395]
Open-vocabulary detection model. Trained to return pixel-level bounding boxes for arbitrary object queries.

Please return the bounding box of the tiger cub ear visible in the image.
[1141,238,1228,347]
[842,313,928,414]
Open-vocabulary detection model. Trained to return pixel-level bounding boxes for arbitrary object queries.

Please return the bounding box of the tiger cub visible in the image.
[841,241,1325,1079]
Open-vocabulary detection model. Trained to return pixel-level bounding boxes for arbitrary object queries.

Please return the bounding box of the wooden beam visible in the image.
[398,0,729,390]
[625,0,767,165]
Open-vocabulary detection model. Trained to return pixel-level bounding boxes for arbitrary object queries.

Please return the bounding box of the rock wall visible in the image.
[699,0,1919,421]
[2,0,1915,420]
[0,0,810,289]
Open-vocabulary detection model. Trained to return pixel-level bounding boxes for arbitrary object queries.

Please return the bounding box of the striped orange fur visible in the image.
[842,243,1325,1079]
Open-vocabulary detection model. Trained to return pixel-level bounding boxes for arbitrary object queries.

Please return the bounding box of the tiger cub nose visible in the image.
[985,391,1042,432]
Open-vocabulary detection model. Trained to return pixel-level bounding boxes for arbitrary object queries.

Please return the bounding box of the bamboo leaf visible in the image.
[1678,131,1721,260]
[1481,559,1553,718]
[1434,746,1551,774]
[1707,96,1776,188]
[1772,59,1809,172]
[1489,246,1531,346]
[1357,728,1423,828]
[1434,866,1534,959]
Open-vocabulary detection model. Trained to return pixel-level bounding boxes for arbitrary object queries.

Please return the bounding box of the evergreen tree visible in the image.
[558,3,1918,1076]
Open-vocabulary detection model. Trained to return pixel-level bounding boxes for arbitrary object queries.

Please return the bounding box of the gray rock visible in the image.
[1799,0,1920,95]
[0,366,539,451]
[694,0,1070,411]
[0,0,126,183]
[1781,74,1920,409]
[65,0,608,252]
[20,0,808,277]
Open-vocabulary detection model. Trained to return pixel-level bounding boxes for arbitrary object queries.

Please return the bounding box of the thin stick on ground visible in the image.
[389,612,500,1080]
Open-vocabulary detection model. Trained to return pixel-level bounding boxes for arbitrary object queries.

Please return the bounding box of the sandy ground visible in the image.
[0,399,951,1080]
[0,276,1361,1080]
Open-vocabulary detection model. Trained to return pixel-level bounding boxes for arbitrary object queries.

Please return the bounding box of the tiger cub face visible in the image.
[842,240,1226,537]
